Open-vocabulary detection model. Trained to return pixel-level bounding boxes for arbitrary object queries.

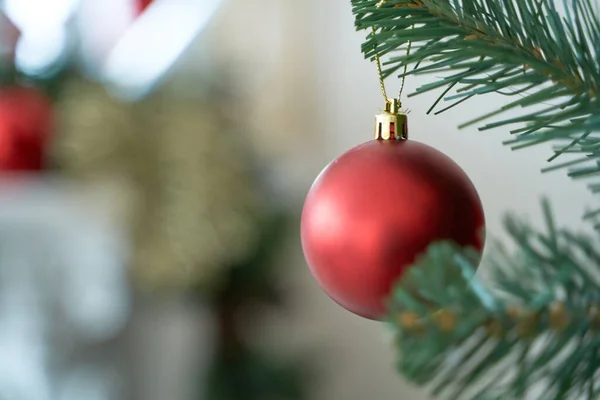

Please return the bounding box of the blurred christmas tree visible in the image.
[0,1,310,399]
[52,75,312,400]
[202,213,311,400]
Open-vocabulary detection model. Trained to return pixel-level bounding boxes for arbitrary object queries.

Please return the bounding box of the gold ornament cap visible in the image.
[374,99,408,140]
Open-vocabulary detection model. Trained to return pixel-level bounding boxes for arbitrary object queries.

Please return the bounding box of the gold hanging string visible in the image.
[373,0,413,108]
[397,37,412,103]
[372,26,389,102]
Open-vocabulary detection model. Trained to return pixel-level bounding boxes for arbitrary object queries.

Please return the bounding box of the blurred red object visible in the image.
[0,86,53,172]
[135,0,153,14]
[0,12,20,60]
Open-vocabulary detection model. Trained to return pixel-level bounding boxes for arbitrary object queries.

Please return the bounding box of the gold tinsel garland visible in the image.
[52,77,261,291]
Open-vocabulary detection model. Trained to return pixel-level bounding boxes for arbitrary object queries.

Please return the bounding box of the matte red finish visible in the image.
[301,140,485,320]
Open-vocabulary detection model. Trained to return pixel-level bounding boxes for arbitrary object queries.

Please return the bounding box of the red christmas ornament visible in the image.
[301,101,484,320]
[0,86,53,172]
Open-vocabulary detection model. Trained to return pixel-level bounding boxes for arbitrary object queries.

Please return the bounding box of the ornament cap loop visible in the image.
[385,98,400,114]
[375,98,408,140]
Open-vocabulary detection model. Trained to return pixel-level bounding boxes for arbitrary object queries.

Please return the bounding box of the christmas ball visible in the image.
[301,139,484,320]
[0,86,53,171]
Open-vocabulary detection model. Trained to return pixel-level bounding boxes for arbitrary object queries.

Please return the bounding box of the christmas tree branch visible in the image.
[388,201,600,399]
[352,0,600,218]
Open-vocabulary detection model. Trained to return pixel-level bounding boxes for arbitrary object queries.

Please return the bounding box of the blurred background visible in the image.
[0,0,595,399]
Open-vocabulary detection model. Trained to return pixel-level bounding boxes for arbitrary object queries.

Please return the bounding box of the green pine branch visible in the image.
[352,1,600,396]
[352,0,600,220]
[387,201,600,399]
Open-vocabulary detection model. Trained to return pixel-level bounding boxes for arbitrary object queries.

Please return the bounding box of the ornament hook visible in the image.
[375,98,408,141]
[385,98,400,114]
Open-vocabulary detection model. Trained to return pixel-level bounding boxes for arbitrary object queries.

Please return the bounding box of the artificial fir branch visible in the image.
[351,1,600,395]
[352,0,600,218]
[387,202,600,399]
